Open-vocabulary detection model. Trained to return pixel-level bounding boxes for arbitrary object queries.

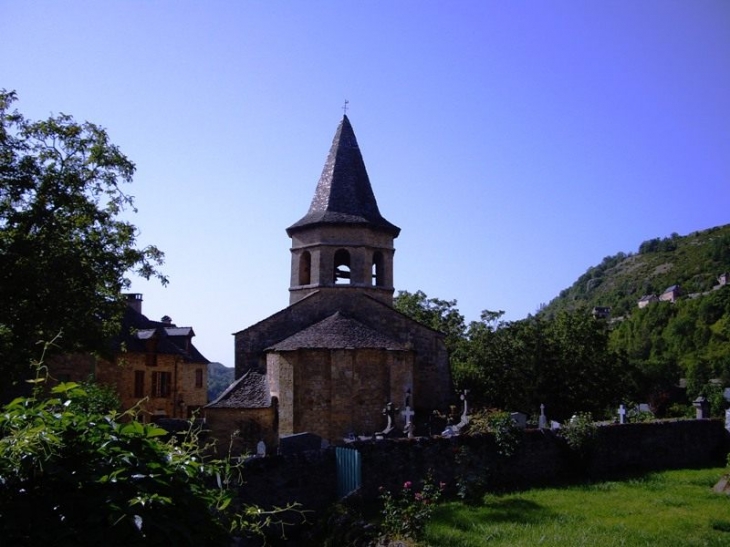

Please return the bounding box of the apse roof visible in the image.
[266,312,409,351]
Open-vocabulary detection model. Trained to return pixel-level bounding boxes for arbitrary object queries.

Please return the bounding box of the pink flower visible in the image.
[403,481,412,489]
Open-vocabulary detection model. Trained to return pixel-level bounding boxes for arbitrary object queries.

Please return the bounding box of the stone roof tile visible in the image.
[287,115,400,236]
[266,311,409,351]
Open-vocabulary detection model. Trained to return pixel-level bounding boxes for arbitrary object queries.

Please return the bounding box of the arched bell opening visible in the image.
[334,249,351,284]
[298,251,311,285]
[372,251,384,287]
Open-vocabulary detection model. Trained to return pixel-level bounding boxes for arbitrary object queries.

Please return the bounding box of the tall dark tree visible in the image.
[393,290,466,354]
[0,91,166,396]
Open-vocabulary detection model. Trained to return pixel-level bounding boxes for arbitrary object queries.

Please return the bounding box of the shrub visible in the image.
[0,380,293,545]
[559,412,597,453]
[379,475,444,541]
[465,409,523,457]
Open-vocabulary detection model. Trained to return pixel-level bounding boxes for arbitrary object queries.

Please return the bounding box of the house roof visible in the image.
[286,115,400,237]
[114,306,208,364]
[205,370,270,409]
[266,311,410,351]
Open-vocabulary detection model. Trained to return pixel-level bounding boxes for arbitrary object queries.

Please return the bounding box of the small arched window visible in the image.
[334,249,351,284]
[298,251,311,285]
[372,251,384,286]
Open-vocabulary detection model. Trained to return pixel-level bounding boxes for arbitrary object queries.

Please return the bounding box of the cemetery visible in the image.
[235,404,730,517]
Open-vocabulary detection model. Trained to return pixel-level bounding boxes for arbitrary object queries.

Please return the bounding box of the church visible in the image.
[205,115,452,454]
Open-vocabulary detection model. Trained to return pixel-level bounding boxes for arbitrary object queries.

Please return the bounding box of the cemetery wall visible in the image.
[351,419,729,501]
[238,419,729,513]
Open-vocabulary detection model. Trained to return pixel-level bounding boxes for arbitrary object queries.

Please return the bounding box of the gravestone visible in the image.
[256,439,266,457]
[618,404,627,424]
[693,396,710,419]
[550,420,561,430]
[402,389,415,438]
[725,408,730,432]
[538,404,547,429]
[376,402,397,438]
[510,412,527,429]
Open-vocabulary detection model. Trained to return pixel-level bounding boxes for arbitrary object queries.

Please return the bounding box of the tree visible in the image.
[0,90,166,397]
[393,290,466,353]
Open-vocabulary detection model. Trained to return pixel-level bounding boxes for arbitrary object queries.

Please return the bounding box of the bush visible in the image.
[0,380,292,545]
[559,412,597,453]
[465,409,523,457]
[378,475,444,542]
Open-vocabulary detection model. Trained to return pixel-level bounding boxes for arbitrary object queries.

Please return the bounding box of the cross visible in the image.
[402,406,415,425]
[342,99,349,115]
[618,404,626,424]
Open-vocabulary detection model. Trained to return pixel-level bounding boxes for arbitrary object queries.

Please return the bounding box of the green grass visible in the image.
[425,468,730,546]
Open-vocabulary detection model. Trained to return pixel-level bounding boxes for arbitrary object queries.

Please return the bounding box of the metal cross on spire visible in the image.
[342,99,349,115]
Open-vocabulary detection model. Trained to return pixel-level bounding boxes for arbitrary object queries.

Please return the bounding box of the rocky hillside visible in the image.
[541,224,730,318]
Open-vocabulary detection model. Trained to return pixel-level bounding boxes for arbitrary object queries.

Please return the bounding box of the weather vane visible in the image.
[342,99,349,115]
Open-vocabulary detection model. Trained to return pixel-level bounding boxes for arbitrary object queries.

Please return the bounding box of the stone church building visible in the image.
[205,116,452,455]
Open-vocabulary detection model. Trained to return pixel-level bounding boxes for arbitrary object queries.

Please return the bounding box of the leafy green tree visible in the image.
[537,310,628,419]
[0,90,166,397]
[393,290,466,354]
[450,310,529,409]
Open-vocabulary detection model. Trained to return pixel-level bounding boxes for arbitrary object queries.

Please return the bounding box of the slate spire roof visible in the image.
[287,115,400,236]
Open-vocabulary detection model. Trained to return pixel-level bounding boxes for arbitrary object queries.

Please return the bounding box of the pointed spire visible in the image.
[287,116,400,236]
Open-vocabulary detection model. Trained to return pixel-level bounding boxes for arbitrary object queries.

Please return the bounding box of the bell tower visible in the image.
[286,115,400,306]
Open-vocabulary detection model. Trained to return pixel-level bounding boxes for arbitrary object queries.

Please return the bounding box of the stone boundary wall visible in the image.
[239,419,729,513]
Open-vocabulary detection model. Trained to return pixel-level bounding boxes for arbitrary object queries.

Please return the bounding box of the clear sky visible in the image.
[3,1,729,367]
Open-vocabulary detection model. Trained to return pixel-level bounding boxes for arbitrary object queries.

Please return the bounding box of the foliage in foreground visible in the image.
[425,467,730,547]
[0,379,291,546]
[379,476,444,542]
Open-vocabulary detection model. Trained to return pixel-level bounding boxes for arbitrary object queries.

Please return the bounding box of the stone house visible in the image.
[659,284,681,303]
[638,294,659,308]
[205,115,452,455]
[50,293,209,421]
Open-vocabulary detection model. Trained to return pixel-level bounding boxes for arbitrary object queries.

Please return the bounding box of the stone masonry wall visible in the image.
[237,419,729,514]
[204,406,277,457]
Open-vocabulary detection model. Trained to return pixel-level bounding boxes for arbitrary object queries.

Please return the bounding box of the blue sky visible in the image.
[3,1,729,367]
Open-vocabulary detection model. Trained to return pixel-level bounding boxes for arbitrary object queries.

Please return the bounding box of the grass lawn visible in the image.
[425,467,730,546]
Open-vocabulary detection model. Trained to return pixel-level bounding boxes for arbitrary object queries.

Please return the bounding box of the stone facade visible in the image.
[206,115,452,453]
[48,294,209,421]
[204,406,277,457]
[94,351,208,420]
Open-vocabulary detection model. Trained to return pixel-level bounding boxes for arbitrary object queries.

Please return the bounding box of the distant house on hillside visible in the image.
[592,307,611,319]
[659,285,681,303]
[49,293,209,421]
[638,294,659,308]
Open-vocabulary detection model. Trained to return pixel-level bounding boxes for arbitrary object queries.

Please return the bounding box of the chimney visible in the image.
[125,293,143,314]
[161,315,173,325]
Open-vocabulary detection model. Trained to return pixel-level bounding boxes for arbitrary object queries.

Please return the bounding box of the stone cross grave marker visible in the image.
[377,401,397,437]
[538,403,547,429]
[618,404,627,424]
